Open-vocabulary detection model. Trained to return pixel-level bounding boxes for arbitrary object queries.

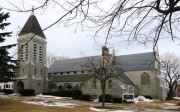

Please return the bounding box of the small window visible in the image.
[93,79,97,89]
[6,84,8,88]
[108,80,113,89]
[67,72,70,74]
[40,69,43,75]
[34,68,36,75]
[54,73,57,75]
[80,83,84,88]
[74,71,77,74]
[60,72,63,75]
[81,71,84,73]
[23,68,24,73]
[37,83,40,86]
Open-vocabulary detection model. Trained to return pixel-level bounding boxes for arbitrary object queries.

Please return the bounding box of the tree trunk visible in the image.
[101,82,106,108]
[167,88,175,100]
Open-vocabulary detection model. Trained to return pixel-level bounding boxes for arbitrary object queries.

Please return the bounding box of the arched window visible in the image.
[64,83,72,90]
[141,72,150,85]
[33,44,37,60]
[80,83,84,89]
[108,80,113,89]
[93,79,97,89]
[39,46,43,63]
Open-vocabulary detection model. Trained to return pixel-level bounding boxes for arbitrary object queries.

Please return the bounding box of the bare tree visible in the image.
[83,47,117,108]
[1,0,180,51]
[46,52,69,68]
[161,53,180,100]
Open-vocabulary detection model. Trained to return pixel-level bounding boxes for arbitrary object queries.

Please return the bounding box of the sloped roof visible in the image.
[114,52,155,71]
[113,66,135,85]
[48,56,99,73]
[18,13,46,38]
[48,52,156,73]
[50,74,88,82]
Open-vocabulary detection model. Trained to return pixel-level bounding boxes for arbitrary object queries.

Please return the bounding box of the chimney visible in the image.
[102,46,109,61]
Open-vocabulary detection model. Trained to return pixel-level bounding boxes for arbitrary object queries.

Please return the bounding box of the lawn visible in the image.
[0,98,92,112]
[0,94,179,112]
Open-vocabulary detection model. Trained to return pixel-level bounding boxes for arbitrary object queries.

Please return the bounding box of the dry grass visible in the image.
[113,100,180,111]
[0,97,180,112]
[0,98,93,112]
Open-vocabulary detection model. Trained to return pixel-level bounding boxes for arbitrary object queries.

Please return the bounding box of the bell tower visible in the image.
[15,11,48,93]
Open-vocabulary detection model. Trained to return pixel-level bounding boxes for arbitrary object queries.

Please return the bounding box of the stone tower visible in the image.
[15,11,48,94]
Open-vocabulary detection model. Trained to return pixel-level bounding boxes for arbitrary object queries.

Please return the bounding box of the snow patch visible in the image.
[173,97,180,100]
[90,107,134,112]
[133,96,154,104]
[22,101,77,108]
[90,107,109,112]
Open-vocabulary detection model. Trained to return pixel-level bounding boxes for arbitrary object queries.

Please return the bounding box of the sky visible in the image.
[1,0,180,59]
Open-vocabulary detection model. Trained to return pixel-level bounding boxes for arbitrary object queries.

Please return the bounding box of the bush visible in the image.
[113,97,122,103]
[42,92,52,95]
[0,89,4,92]
[3,89,13,94]
[143,95,152,100]
[51,90,74,97]
[99,94,112,103]
[80,94,92,101]
[19,89,35,96]
[71,90,82,99]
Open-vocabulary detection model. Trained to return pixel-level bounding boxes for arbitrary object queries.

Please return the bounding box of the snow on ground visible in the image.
[22,101,77,108]
[90,107,133,112]
[161,103,180,110]
[133,96,154,104]
[173,97,180,100]
[34,94,63,100]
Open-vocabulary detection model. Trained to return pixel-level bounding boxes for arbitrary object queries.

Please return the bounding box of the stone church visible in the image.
[15,12,167,100]
[48,47,167,100]
[15,11,48,94]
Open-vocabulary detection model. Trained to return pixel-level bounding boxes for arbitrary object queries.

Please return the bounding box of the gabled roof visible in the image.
[114,52,156,71]
[18,13,46,38]
[48,52,156,73]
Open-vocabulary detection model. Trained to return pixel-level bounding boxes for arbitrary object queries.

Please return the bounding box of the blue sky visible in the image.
[1,0,180,59]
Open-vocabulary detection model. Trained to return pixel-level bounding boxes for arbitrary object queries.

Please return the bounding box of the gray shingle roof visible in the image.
[113,66,135,85]
[114,52,155,71]
[48,56,99,73]
[50,74,88,82]
[48,52,156,73]
[19,14,46,38]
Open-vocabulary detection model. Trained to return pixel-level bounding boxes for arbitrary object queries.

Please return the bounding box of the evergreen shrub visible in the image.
[113,97,122,103]
[80,94,92,101]
[19,89,35,96]
[71,90,82,99]
[98,94,112,102]
[3,89,13,94]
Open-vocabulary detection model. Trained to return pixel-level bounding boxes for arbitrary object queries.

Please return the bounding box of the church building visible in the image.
[15,11,48,94]
[15,11,167,100]
[48,47,167,100]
